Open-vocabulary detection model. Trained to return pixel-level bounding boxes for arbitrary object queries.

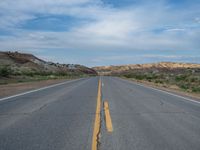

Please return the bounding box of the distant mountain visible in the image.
[0,51,97,76]
[93,62,200,75]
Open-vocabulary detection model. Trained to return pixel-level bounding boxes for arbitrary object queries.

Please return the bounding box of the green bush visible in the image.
[192,87,200,93]
[175,75,187,82]
[123,74,133,78]
[155,80,164,84]
[0,66,11,77]
[134,74,145,80]
[189,77,199,82]
[146,74,158,80]
[179,84,189,90]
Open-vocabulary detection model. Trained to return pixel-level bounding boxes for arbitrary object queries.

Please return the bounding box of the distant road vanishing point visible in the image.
[0,77,200,150]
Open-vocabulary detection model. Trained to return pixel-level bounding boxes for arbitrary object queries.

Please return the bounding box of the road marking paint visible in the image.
[92,79,102,150]
[104,101,113,132]
[119,78,200,104]
[0,78,85,102]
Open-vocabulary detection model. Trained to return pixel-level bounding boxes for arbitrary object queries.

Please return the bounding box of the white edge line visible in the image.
[119,77,200,104]
[0,78,84,102]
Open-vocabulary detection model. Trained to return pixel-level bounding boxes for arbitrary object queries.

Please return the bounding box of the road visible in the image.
[0,77,200,150]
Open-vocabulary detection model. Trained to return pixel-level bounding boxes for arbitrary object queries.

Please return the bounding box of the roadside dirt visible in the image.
[0,79,70,98]
[123,78,200,101]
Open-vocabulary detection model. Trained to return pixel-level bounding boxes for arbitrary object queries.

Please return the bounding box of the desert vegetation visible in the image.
[93,62,200,94]
[0,66,11,77]
[122,69,200,93]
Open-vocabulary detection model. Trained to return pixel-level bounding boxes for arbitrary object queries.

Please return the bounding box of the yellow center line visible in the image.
[104,101,113,132]
[92,79,102,150]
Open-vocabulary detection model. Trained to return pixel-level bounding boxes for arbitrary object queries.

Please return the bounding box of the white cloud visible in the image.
[0,0,101,28]
[0,0,200,65]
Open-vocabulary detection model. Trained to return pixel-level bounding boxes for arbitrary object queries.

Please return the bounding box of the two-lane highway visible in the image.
[0,76,200,150]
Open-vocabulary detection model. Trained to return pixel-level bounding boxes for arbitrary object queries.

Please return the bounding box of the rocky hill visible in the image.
[0,51,97,76]
[93,62,200,75]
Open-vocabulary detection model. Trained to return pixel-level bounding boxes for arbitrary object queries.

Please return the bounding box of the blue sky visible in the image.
[0,0,200,66]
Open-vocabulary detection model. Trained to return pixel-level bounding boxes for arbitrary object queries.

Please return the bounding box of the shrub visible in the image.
[0,66,11,77]
[175,75,187,82]
[155,80,164,84]
[192,87,200,93]
[189,77,199,82]
[146,74,158,80]
[134,74,145,80]
[123,74,133,78]
[179,84,189,90]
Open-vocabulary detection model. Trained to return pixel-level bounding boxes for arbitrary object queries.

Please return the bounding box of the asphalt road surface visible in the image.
[0,77,200,150]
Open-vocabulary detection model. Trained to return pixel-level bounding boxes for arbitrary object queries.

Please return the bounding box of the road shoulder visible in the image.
[121,77,200,102]
[0,79,73,98]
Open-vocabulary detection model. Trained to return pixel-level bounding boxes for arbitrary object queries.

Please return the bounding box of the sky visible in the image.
[0,0,200,67]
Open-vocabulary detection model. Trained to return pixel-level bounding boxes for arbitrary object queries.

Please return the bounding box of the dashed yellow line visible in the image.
[92,79,102,150]
[104,101,113,132]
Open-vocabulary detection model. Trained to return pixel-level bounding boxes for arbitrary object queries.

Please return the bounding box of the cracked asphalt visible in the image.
[0,76,200,150]
[0,78,98,150]
[100,77,200,150]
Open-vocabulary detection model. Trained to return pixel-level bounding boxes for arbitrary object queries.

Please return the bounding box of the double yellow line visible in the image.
[92,79,102,150]
[92,79,113,150]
